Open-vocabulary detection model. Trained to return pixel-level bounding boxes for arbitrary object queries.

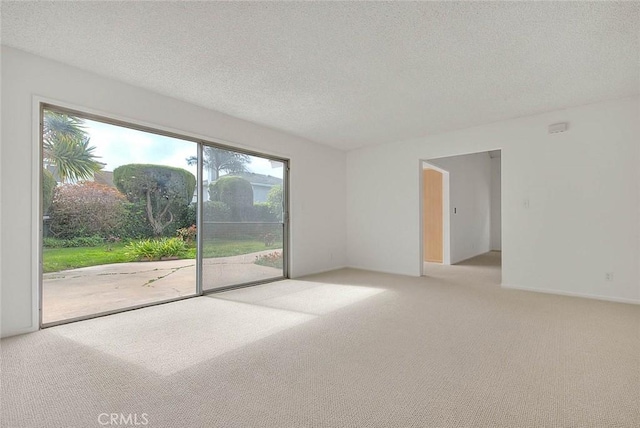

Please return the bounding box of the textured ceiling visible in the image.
[2,1,639,150]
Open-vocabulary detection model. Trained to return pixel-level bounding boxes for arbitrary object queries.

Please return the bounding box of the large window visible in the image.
[40,105,288,326]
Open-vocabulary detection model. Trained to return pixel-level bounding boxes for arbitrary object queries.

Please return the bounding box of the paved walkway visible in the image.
[43,250,282,324]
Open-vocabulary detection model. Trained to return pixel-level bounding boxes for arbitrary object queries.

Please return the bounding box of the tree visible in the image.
[114,164,196,236]
[43,111,103,182]
[186,147,250,180]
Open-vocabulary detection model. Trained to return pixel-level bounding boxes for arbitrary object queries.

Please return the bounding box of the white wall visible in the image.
[0,47,347,337]
[347,96,640,304]
[429,152,492,264]
[490,156,502,251]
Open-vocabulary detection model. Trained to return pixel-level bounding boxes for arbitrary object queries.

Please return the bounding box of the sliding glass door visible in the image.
[40,104,288,326]
[201,147,287,290]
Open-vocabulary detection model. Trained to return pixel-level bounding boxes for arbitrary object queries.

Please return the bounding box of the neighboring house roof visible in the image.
[93,170,114,187]
[224,172,282,186]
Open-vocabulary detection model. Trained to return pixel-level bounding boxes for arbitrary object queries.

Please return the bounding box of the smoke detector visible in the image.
[548,122,569,134]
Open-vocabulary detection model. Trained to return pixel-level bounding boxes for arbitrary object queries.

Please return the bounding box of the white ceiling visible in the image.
[2,1,638,151]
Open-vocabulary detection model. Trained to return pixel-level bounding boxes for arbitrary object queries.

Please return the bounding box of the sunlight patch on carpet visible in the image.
[214,280,386,315]
[50,297,314,376]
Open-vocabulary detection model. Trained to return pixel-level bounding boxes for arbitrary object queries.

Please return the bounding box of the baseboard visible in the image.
[342,264,418,278]
[292,265,349,279]
[501,283,640,305]
[1,324,39,339]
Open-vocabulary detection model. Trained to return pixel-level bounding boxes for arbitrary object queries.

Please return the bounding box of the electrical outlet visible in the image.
[605,272,614,282]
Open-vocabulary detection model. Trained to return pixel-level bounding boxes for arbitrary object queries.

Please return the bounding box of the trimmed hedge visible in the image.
[114,164,196,236]
[114,164,196,204]
[209,176,253,221]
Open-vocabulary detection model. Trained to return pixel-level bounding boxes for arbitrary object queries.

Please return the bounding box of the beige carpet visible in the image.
[2,252,639,427]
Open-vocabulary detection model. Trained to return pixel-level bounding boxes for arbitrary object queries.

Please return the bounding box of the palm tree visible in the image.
[186,147,250,181]
[43,111,102,182]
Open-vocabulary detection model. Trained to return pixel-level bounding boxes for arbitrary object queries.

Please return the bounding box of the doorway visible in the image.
[421,150,501,275]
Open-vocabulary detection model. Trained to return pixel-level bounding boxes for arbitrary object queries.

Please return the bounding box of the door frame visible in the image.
[419,160,451,274]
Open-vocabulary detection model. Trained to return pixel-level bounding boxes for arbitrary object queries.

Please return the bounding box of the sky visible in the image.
[83,118,283,179]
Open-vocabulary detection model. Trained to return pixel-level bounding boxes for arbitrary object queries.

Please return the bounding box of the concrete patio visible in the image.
[43,249,282,324]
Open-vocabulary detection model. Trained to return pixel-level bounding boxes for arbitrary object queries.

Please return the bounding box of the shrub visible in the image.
[176,225,197,243]
[125,237,187,261]
[43,237,62,248]
[252,203,278,222]
[120,202,154,239]
[255,251,283,269]
[167,203,196,237]
[209,176,253,221]
[184,203,197,229]
[105,235,121,251]
[119,201,194,239]
[266,185,283,221]
[43,235,104,248]
[203,200,231,222]
[262,233,276,246]
[42,168,57,215]
[157,237,187,258]
[114,164,196,236]
[125,239,157,261]
[49,182,128,239]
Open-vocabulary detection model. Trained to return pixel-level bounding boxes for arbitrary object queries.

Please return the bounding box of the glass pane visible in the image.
[42,108,198,324]
[202,148,285,290]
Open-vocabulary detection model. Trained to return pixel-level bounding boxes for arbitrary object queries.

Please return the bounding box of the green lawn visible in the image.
[201,240,281,258]
[43,243,135,273]
[43,240,282,273]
